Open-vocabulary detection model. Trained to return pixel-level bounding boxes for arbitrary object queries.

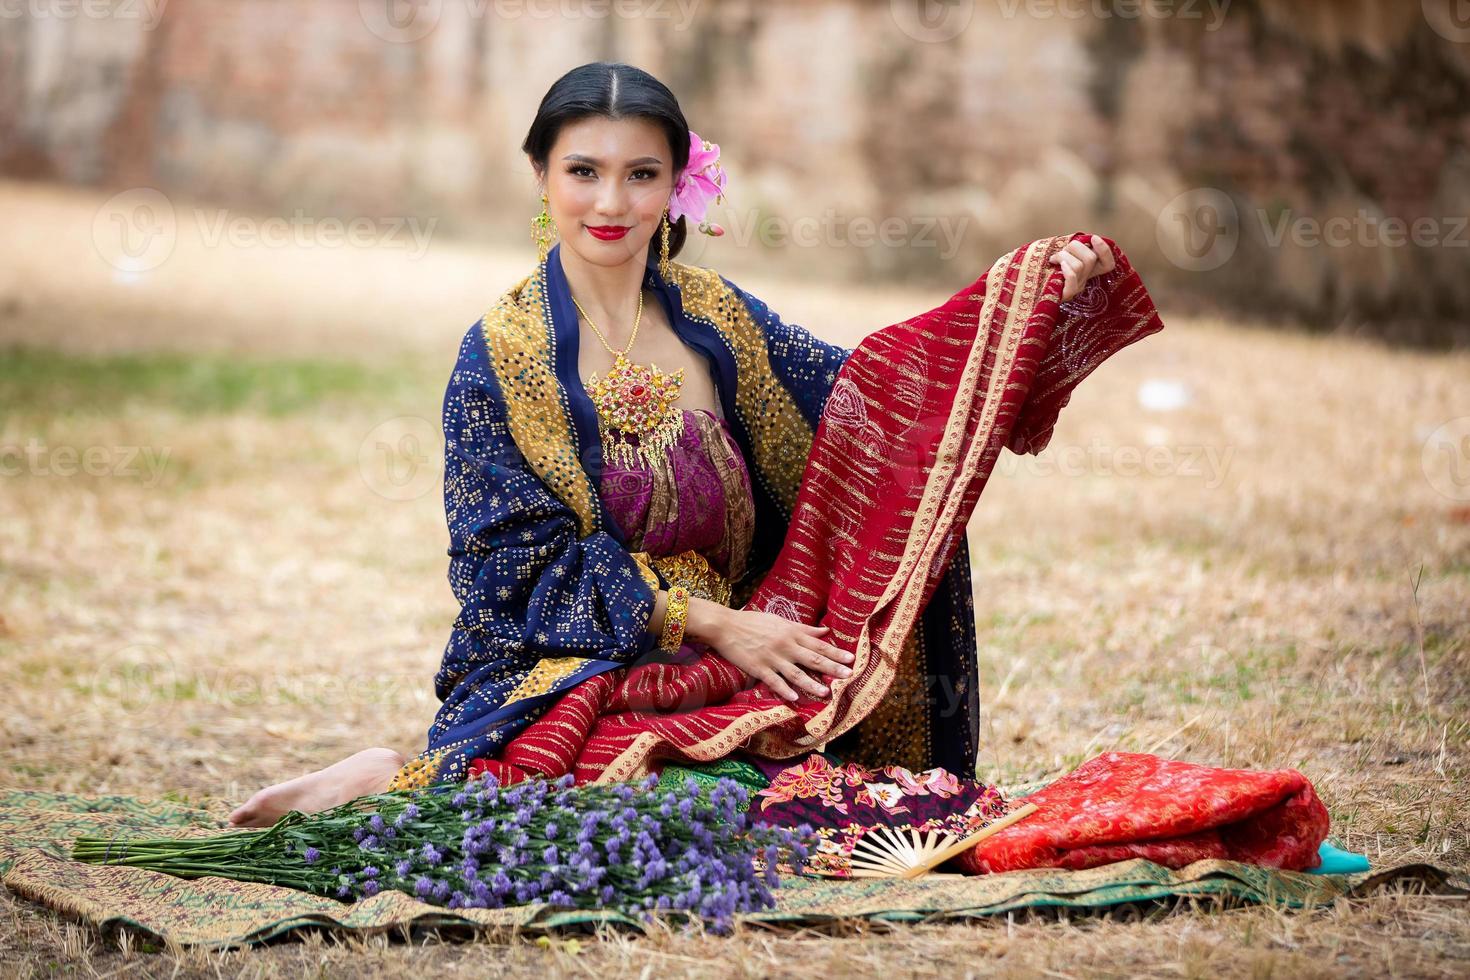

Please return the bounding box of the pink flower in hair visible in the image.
[668,130,727,236]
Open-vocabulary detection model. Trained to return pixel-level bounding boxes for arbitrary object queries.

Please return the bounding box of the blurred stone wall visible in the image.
[2,0,1467,344]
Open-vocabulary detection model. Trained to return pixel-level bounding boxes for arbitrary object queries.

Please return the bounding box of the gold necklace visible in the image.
[573,289,686,470]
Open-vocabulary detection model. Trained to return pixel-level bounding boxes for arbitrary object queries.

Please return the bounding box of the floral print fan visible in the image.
[750,755,1038,879]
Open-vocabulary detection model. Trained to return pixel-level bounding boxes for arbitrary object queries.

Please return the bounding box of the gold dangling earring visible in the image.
[658,205,672,281]
[532,192,555,263]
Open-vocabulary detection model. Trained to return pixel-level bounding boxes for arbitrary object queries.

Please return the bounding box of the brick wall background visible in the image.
[2,0,1467,345]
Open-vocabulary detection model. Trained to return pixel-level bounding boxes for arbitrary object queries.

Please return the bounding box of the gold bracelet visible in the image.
[659,585,691,652]
[648,550,732,607]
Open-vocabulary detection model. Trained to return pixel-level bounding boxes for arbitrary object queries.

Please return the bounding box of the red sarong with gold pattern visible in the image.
[470,234,1169,788]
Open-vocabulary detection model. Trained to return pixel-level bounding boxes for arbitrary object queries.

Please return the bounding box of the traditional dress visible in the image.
[388,240,982,790]
[385,235,1335,875]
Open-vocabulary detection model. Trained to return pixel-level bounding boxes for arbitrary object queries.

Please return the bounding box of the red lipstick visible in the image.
[586,224,630,241]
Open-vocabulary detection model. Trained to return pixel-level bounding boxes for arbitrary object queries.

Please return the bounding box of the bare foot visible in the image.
[227,747,406,828]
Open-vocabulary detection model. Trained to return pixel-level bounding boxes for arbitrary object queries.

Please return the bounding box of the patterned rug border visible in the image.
[2,789,1465,950]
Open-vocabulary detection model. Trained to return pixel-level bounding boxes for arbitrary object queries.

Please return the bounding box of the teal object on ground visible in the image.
[1307,840,1370,875]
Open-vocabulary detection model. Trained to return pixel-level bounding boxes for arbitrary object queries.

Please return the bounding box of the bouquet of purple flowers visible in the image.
[72,773,812,933]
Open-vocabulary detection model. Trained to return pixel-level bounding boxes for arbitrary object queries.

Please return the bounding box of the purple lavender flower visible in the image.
[279,768,796,928]
[302,847,321,865]
[470,879,492,907]
[761,845,780,887]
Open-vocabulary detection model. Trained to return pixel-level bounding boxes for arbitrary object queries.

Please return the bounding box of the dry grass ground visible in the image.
[1,181,1467,977]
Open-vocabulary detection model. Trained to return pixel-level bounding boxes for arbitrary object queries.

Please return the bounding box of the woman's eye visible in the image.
[567,165,657,180]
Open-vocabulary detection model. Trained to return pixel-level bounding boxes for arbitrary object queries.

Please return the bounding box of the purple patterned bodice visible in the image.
[598,408,757,586]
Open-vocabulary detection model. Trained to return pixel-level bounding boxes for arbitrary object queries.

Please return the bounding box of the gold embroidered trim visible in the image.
[480,265,601,538]
[667,262,816,519]
[478,258,807,542]
[385,746,450,792]
[628,551,661,592]
[502,657,588,709]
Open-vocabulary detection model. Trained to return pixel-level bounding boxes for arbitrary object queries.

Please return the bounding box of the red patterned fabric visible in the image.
[474,235,1167,786]
[960,752,1329,873]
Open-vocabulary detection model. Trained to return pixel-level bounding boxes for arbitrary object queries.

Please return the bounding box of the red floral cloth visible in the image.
[959,752,1329,873]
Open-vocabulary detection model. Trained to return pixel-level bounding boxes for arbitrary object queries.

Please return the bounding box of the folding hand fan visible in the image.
[843,801,1039,879]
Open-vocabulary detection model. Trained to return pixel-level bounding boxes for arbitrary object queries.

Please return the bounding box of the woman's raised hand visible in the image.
[1048,234,1117,302]
[696,605,855,703]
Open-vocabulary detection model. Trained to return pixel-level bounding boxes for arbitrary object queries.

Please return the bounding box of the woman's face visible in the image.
[535,115,676,270]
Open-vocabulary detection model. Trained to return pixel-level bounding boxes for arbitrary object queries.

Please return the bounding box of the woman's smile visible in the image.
[586,223,631,241]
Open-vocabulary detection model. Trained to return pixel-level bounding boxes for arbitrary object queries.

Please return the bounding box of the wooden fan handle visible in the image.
[900,801,1040,879]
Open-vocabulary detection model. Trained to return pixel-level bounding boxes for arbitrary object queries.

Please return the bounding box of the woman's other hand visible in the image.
[688,600,855,702]
[1048,234,1117,302]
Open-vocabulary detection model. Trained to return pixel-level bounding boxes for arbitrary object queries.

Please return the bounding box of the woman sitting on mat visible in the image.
[225,64,1331,879]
